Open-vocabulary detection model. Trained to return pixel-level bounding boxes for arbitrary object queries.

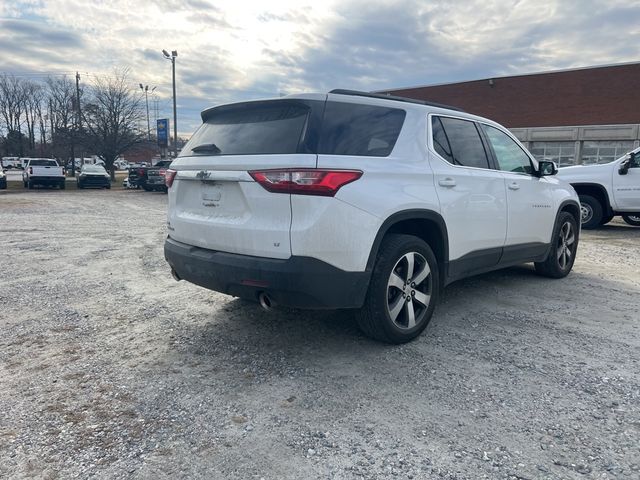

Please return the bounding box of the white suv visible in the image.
[164,90,581,343]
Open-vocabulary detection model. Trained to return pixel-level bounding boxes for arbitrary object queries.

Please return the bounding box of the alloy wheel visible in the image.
[580,204,592,224]
[557,221,576,270]
[386,252,432,329]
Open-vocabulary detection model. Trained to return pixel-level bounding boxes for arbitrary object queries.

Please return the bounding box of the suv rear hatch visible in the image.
[167,96,325,259]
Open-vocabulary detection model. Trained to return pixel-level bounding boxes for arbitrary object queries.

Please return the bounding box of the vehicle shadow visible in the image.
[178,260,636,369]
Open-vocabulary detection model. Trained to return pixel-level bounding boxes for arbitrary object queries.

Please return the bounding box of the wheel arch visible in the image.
[366,210,449,277]
[559,199,581,226]
[570,183,612,215]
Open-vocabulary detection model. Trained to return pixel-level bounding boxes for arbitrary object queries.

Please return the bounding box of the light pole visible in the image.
[162,49,178,157]
[139,84,156,141]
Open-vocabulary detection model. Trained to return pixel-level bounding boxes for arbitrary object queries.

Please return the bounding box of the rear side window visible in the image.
[318,102,405,157]
[431,116,489,169]
[182,101,311,156]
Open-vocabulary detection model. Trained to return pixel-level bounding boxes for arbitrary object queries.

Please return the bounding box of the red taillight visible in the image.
[138,168,145,176]
[248,169,362,197]
[159,169,166,176]
[165,169,177,188]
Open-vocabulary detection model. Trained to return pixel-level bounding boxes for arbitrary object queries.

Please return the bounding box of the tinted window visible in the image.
[433,117,489,169]
[432,116,454,164]
[482,125,532,174]
[318,102,405,157]
[182,101,310,156]
[29,159,58,166]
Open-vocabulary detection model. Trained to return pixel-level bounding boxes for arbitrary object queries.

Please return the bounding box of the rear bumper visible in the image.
[164,237,370,309]
[79,176,110,187]
[29,176,64,185]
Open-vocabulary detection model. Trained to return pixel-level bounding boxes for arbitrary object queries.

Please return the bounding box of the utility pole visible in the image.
[138,84,156,141]
[171,54,178,157]
[153,97,159,128]
[162,49,178,157]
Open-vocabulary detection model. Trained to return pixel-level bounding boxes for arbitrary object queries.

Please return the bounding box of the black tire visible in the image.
[78,182,83,189]
[106,184,111,190]
[535,211,579,278]
[27,180,33,190]
[578,195,603,229]
[142,185,152,192]
[599,214,614,225]
[59,181,66,190]
[622,214,640,227]
[356,234,439,344]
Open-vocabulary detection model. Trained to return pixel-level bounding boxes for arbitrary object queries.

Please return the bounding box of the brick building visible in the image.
[378,62,640,166]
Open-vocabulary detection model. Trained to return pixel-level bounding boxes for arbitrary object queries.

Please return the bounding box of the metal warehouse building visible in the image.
[378,62,640,167]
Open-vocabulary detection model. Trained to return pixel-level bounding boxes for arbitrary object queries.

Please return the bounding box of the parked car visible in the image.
[22,158,66,189]
[163,90,580,344]
[0,165,6,189]
[556,147,640,228]
[145,161,172,192]
[129,160,172,191]
[122,177,137,189]
[77,164,111,189]
[1,156,20,169]
[114,159,129,170]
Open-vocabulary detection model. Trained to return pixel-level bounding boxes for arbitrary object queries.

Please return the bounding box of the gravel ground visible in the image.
[1,190,639,480]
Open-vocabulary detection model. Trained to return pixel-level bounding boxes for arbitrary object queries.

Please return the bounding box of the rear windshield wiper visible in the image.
[191,143,221,154]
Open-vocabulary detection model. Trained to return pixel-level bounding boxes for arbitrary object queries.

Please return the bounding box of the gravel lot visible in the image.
[1,189,639,480]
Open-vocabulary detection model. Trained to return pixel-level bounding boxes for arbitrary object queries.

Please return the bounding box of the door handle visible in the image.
[438,178,456,187]
[508,182,520,190]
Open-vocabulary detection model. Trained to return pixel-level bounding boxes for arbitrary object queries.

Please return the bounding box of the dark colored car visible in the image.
[129,160,172,191]
[145,161,173,192]
[0,165,6,190]
[77,165,111,189]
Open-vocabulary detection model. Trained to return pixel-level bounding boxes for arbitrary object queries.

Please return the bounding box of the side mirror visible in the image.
[619,153,634,175]
[538,160,558,177]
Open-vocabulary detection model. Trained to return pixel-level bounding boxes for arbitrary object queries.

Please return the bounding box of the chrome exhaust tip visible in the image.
[258,292,275,311]
[171,268,181,282]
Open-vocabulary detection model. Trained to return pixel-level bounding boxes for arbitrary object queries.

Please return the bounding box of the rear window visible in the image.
[83,165,106,173]
[318,102,405,157]
[181,100,310,156]
[29,159,58,166]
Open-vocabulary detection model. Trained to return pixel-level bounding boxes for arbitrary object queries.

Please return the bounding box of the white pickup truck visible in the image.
[22,158,66,190]
[557,147,640,228]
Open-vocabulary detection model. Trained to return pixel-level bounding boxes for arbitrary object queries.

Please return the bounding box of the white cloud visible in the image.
[1,0,639,134]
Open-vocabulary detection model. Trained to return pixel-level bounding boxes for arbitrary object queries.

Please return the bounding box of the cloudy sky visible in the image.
[1,0,639,135]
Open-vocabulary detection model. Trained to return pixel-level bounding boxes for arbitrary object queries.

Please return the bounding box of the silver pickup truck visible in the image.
[22,158,66,190]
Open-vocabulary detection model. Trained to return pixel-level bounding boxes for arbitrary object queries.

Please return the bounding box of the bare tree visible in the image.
[82,70,145,180]
[46,76,77,161]
[22,80,43,152]
[0,75,27,155]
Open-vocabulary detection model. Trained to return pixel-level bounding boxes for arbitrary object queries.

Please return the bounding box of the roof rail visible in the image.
[329,89,464,112]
